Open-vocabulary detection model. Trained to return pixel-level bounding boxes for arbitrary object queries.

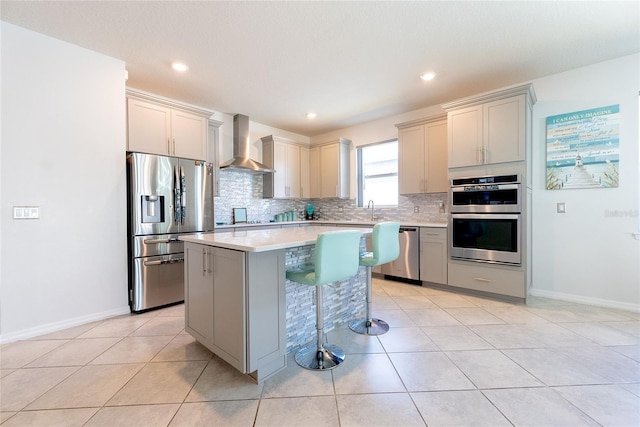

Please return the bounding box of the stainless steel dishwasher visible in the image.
[381,227,420,281]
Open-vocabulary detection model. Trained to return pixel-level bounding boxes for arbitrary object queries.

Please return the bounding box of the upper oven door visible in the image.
[450,183,521,213]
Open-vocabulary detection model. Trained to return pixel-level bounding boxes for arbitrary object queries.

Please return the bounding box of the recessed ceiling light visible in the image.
[420,72,436,81]
[172,62,189,72]
[306,112,317,119]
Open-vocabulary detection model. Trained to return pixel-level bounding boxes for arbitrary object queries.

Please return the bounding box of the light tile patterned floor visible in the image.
[1,278,639,426]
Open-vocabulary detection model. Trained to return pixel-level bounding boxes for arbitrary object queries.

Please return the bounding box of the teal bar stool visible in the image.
[349,221,400,335]
[286,229,362,370]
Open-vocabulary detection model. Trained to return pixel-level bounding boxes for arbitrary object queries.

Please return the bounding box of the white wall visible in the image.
[0,22,129,342]
[530,54,640,311]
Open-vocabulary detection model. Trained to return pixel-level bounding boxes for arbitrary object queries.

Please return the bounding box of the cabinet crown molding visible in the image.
[260,134,307,147]
[441,83,537,111]
[126,87,215,118]
[310,137,352,148]
[395,113,447,129]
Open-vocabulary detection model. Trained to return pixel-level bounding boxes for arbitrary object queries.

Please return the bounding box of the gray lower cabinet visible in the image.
[184,242,286,382]
[419,227,448,285]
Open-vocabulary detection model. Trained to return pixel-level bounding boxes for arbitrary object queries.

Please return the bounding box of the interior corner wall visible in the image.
[530,53,640,311]
[0,22,129,342]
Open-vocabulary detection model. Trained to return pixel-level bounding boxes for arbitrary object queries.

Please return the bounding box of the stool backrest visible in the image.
[372,222,400,265]
[314,230,362,285]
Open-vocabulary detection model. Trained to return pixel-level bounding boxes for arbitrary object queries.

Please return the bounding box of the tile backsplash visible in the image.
[215,169,448,224]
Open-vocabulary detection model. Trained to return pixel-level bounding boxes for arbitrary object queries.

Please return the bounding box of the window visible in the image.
[357,139,398,206]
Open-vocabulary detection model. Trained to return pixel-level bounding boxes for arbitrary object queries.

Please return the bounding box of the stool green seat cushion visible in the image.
[359,221,400,267]
[286,229,362,286]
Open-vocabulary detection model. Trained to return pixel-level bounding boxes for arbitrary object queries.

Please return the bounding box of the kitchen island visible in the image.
[179,225,371,383]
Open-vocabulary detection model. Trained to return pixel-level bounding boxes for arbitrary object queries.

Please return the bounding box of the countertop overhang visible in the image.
[179,225,372,252]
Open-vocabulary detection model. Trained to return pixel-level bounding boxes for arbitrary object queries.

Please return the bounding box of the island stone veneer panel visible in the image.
[215,169,448,225]
[284,240,368,354]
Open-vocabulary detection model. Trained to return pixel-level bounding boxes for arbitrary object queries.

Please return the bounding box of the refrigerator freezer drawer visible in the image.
[131,253,185,312]
[132,234,184,258]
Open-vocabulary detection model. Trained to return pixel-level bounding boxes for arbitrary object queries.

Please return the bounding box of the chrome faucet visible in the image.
[367,200,376,221]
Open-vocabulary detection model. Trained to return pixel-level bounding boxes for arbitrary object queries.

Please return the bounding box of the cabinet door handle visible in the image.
[173,138,176,155]
[473,277,492,283]
[203,248,212,275]
[167,138,171,155]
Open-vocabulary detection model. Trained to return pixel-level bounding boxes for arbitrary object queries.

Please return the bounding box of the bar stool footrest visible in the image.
[295,343,345,370]
[348,318,390,335]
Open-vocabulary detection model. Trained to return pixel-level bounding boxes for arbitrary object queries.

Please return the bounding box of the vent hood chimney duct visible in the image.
[219,114,274,173]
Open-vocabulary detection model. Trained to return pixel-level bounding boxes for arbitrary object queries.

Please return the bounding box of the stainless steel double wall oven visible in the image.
[449,174,522,265]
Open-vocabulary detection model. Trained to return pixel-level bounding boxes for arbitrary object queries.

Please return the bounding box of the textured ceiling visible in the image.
[2,1,638,136]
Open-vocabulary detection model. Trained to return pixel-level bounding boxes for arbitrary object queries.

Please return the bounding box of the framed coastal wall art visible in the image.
[546,104,620,190]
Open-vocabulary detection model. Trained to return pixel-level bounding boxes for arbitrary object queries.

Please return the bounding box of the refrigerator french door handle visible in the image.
[174,165,181,225]
[180,165,186,224]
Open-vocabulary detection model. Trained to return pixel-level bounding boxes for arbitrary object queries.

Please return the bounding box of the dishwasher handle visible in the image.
[399,227,417,232]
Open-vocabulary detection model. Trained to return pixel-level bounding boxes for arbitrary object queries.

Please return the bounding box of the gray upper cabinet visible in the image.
[396,115,448,194]
[262,135,302,199]
[126,89,213,161]
[443,84,536,168]
[309,138,351,199]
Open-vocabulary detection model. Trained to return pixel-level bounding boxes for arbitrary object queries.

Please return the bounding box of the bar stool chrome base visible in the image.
[294,343,345,370]
[349,317,390,335]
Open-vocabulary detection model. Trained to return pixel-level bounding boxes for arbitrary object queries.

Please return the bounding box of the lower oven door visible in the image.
[131,253,185,312]
[450,213,521,265]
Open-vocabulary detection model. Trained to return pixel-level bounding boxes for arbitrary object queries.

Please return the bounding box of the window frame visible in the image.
[356,138,399,208]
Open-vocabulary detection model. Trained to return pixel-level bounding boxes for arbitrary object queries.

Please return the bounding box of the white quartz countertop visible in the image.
[180,225,372,253]
[215,220,446,230]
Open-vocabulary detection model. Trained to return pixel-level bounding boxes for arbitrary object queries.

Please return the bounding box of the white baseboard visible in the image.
[529,288,640,313]
[0,305,131,345]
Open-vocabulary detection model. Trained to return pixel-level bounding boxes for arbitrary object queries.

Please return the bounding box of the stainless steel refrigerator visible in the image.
[127,152,214,312]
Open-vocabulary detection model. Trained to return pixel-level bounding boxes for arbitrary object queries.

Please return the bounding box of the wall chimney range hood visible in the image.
[219,114,274,173]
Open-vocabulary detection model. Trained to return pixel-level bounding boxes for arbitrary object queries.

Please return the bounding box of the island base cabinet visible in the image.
[184,243,286,383]
[447,261,525,299]
[245,250,287,382]
[184,244,214,349]
[211,247,246,372]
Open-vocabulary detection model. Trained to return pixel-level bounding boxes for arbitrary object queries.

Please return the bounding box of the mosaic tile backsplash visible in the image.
[215,170,448,225]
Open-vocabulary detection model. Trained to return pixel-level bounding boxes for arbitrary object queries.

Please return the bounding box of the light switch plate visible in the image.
[557,202,566,214]
[13,206,40,219]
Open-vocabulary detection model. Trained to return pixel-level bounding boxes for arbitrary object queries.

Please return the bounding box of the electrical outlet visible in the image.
[338,207,343,213]
[414,206,419,213]
[438,202,446,213]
